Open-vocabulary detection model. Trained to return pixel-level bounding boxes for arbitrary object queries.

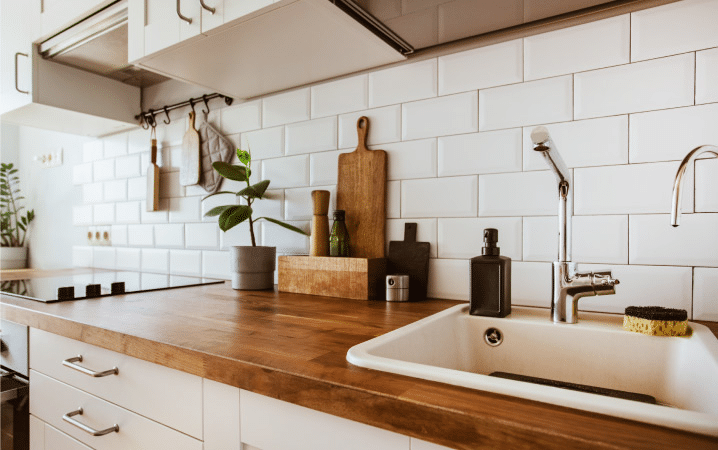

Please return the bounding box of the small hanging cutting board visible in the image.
[146,132,159,212]
[336,116,387,258]
[388,223,430,301]
[180,111,200,186]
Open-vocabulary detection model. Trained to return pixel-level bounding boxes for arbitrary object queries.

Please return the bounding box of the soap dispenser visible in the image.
[470,228,511,317]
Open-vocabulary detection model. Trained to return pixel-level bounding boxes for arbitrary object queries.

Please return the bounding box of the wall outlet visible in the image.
[87,226,111,246]
[34,148,63,168]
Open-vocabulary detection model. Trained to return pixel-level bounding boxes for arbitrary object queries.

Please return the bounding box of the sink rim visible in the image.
[347,304,718,436]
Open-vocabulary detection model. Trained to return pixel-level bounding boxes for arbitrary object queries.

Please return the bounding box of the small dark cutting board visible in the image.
[388,223,430,301]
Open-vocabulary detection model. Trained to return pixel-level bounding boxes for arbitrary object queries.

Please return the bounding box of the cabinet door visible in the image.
[200,0,275,34]
[203,379,241,450]
[41,0,113,38]
[144,0,201,56]
[30,415,45,450]
[0,0,33,115]
[45,423,95,450]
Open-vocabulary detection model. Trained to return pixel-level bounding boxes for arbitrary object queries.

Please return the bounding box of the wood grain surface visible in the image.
[180,111,200,186]
[310,190,330,257]
[147,137,160,211]
[2,269,717,450]
[336,117,386,259]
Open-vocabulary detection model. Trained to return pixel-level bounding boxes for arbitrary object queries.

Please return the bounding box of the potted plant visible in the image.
[1,163,35,269]
[203,149,306,290]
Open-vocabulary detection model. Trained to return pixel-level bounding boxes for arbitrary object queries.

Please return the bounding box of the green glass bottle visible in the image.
[329,210,350,257]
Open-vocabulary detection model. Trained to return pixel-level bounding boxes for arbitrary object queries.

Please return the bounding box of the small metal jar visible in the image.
[386,275,409,302]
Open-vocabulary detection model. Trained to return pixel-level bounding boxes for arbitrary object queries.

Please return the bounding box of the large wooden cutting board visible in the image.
[180,111,200,186]
[336,117,387,258]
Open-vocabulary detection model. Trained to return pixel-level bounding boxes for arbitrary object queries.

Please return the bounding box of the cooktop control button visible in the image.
[85,284,101,298]
[57,286,75,300]
[111,282,125,295]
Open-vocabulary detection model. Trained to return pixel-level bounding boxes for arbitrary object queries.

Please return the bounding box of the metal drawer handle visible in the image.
[62,356,118,378]
[177,0,192,24]
[63,408,119,436]
[199,0,215,14]
[14,52,29,94]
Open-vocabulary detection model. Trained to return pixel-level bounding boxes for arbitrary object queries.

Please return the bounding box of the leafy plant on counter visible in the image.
[202,148,306,246]
[0,163,35,247]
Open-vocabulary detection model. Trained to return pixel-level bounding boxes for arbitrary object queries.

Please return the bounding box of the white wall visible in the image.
[69,0,718,320]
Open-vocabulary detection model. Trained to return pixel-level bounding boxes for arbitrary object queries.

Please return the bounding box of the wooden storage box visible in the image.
[278,256,387,300]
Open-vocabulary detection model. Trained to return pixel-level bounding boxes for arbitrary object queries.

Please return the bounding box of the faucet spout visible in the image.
[671,145,718,227]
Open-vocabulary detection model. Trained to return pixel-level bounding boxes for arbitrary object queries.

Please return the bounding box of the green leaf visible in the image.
[237,149,251,166]
[205,205,234,217]
[201,191,237,202]
[250,180,270,198]
[255,217,307,235]
[18,223,25,231]
[212,162,247,181]
[219,205,252,232]
[236,180,270,199]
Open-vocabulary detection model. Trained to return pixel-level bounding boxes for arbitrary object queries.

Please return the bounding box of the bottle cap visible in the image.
[482,228,500,256]
[333,210,345,220]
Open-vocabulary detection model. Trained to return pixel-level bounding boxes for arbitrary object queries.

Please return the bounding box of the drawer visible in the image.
[45,421,94,450]
[29,328,202,439]
[30,370,202,450]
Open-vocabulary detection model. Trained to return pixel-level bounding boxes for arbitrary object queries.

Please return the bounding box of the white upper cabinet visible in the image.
[40,0,115,39]
[200,0,275,34]
[0,0,36,115]
[143,0,202,56]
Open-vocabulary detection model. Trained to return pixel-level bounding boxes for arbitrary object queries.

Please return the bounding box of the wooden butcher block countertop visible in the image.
[2,269,717,450]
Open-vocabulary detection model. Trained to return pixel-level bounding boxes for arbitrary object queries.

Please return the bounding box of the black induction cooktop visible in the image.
[0,271,224,302]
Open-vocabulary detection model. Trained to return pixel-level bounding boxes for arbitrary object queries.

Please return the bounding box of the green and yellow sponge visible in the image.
[623,306,688,337]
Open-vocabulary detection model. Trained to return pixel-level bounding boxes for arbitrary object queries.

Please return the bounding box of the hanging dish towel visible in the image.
[198,116,236,194]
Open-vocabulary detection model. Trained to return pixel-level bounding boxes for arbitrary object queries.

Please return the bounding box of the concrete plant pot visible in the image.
[0,246,28,269]
[230,246,276,290]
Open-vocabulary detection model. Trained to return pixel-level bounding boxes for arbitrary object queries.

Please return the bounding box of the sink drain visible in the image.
[484,328,503,347]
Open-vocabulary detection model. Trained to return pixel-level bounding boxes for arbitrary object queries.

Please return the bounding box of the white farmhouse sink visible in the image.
[347,305,718,436]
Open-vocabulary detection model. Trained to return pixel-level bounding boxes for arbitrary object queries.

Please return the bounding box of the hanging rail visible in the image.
[135,93,233,129]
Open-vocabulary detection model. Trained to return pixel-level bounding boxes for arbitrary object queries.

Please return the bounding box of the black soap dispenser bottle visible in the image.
[470,228,511,317]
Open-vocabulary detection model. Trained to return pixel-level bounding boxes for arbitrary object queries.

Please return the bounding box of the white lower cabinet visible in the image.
[31,415,94,450]
[203,379,241,450]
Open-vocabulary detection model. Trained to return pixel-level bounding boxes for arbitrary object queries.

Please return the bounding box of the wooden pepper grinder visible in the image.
[310,190,330,256]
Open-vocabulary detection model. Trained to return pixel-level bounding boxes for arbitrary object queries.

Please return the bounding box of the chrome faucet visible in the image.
[530,127,620,324]
[670,145,718,227]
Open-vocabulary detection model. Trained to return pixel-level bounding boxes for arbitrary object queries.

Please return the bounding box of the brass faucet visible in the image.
[670,145,718,227]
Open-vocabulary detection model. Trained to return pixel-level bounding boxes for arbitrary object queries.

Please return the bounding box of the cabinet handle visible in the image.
[62,355,119,377]
[14,52,29,94]
[63,408,119,436]
[176,0,192,24]
[199,0,215,14]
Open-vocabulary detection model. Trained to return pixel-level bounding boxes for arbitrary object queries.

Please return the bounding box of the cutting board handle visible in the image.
[356,116,369,152]
[188,110,196,130]
[403,223,417,243]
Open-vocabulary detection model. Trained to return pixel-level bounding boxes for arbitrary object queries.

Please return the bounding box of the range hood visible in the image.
[38,0,168,88]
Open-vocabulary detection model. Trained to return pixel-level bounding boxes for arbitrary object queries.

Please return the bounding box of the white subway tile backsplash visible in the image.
[438,39,523,95]
[511,261,552,307]
[93,159,114,181]
[82,182,104,204]
[115,155,141,179]
[428,258,469,301]
[479,76,572,131]
[387,219,438,258]
[310,150,348,186]
[156,120,187,148]
[522,216,557,262]
[220,222,257,249]
[93,203,115,224]
[479,171,556,216]
[93,247,115,270]
[140,199,169,223]
[169,197,201,223]
[574,53,695,119]
[381,139,437,180]
[579,264,692,315]
[284,186,336,221]
[104,180,127,202]
[694,268,718,321]
[387,181,400,219]
[629,214,718,267]
[629,103,718,163]
[573,215,628,264]
[240,126,284,159]
[402,176,477,218]
[185,223,219,249]
[83,140,103,162]
[127,128,147,154]
[128,224,154,247]
[261,221,309,255]
[262,89,310,128]
[115,248,141,271]
[696,47,718,105]
[169,249,202,276]
[438,217,522,260]
[696,158,718,213]
[311,75,368,118]
[154,224,184,248]
[631,0,718,62]
[160,172,185,198]
[221,100,262,134]
[111,225,128,246]
[115,201,141,224]
[438,129,522,177]
[524,16,629,81]
[402,91,478,140]
[574,162,693,215]
[252,189,283,220]
[285,117,337,155]
[202,251,230,279]
[338,106,402,148]
[261,155,309,189]
[523,116,628,170]
[369,59,438,108]
[73,205,93,226]
[142,248,169,273]
[103,133,128,158]
[72,246,93,267]
[73,163,93,185]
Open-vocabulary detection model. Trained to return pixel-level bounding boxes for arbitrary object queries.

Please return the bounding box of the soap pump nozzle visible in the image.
[482,228,500,256]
